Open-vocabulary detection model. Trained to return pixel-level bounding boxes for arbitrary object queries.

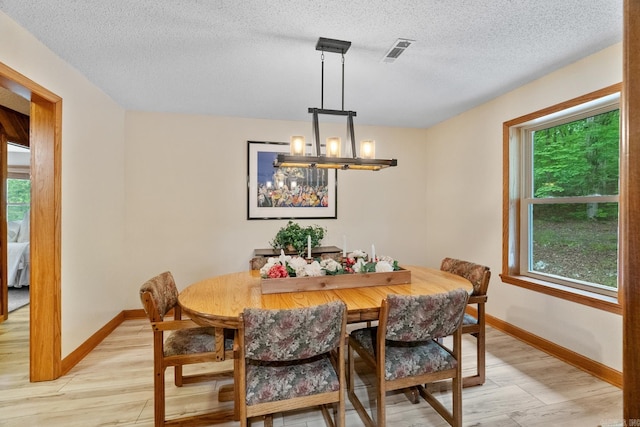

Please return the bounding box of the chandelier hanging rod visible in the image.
[316,37,350,111]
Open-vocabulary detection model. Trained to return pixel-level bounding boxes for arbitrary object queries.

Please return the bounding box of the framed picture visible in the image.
[247,140,337,220]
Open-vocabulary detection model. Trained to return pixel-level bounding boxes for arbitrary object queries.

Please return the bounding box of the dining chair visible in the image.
[440,257,491,387]
[347,288,469,427]
[236,300,347,427]
[139,271,235,427]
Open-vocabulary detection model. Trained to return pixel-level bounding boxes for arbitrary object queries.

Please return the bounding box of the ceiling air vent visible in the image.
[382,38,414,63]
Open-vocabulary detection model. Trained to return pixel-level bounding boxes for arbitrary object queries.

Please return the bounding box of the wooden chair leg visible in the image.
[461,333,485,388]
[376,376,386,427]
[347,344,355,395]
[477,326,486,384]
[462,324,486,388]
[151,330,166,427]
[403,386,419,404]
[452,375,462,427]
[154,365,165,427]
[320,404,337,427]
[174,364,183,387]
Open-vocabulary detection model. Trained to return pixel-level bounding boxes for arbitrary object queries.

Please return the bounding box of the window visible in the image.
[7,178,31,222]
[7,143,31,222]
[502,84,621,312]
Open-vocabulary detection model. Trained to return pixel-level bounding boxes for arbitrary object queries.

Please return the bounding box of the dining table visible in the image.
[178,264,472,416]
[179,264,472,340]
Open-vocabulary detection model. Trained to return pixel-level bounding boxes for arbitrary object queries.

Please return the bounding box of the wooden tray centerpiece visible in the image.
[259,252,411,294]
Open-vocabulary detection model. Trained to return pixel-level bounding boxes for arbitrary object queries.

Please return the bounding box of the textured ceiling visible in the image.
[0,1,623,128]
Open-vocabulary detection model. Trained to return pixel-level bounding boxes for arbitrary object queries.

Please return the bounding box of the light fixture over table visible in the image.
[274,37,398,171]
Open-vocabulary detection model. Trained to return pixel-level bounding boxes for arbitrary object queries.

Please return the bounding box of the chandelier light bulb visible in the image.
[360,140,375,159]
[290,136,306,155]
[326,137,341,157]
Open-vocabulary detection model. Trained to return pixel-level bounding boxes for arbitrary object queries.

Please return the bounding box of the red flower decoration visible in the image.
[344,257,356,267]
[267,264,289,278]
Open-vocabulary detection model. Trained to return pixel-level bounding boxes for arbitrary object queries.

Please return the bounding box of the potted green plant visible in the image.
[270,221,326,256]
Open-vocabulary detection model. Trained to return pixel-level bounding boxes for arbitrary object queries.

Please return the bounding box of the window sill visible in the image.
[500,274,621,315]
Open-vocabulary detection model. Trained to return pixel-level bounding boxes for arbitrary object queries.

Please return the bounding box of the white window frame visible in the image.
[6,177,31,221]
[516,95,620,298]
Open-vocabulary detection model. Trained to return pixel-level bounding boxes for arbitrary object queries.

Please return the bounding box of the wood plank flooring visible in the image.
[0,306,623,426]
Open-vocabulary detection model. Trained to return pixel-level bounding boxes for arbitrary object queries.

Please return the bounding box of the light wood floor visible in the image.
[0,306,623,426]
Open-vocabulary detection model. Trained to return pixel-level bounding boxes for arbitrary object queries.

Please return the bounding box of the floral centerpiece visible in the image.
[260,249,401,279]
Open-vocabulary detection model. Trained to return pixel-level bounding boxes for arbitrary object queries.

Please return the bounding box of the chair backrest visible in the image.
[384,288,469,341]
[440,257,491,296]
[139,271,179,322]
[242,300,346,362]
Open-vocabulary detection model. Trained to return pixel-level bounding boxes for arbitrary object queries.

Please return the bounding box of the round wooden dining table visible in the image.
[178,264,473,413]
[179,264,473,329]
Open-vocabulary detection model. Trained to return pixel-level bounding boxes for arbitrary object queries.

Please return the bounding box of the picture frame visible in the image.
[247,140,337,220]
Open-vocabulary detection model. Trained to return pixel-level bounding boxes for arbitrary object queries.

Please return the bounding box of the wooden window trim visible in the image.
[500,274,621,315]
[502,83,623,316]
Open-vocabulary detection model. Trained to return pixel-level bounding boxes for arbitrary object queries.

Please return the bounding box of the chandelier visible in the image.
[273,37,398,171]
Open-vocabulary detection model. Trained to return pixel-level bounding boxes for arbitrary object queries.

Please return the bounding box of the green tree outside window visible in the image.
[7,178,31,222]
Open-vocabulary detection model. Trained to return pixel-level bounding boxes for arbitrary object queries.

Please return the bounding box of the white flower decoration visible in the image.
[378,255,395,264]
[304,261,323,277]
[288,256,309,277]
[353,258,366,273]
[375,260,393,272]
[320,258,342,273]
[349,250,368,260]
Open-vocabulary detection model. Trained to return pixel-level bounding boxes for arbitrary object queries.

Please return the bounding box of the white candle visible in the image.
[280,249,286,265]
[343,235,347,258]
[371,244,376,262]
[307,235,312,259]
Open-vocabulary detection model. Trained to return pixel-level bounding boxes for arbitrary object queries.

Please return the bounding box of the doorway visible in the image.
[6,142,31,313]
[1,93,31,315]
[0,61,62,382]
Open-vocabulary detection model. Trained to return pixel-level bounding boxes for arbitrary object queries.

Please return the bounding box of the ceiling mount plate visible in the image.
[316,37,351,54]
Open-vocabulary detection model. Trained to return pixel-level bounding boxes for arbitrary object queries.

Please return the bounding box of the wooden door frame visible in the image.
[0,127,6,319]
[0,61,62,381]
[622,0,640,419]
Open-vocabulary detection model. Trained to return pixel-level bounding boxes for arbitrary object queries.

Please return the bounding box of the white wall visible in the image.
[0,11,127,358]
[123,112,428,292]
[424,43,623,370]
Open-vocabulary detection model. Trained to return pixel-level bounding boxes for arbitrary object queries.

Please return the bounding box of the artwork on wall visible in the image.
[247,141,337,220]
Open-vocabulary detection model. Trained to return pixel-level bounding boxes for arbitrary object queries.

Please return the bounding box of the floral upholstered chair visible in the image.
[237,300,347,427]
[140,271,235,426]
[440,257,491,387]
[347,289,469,427]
